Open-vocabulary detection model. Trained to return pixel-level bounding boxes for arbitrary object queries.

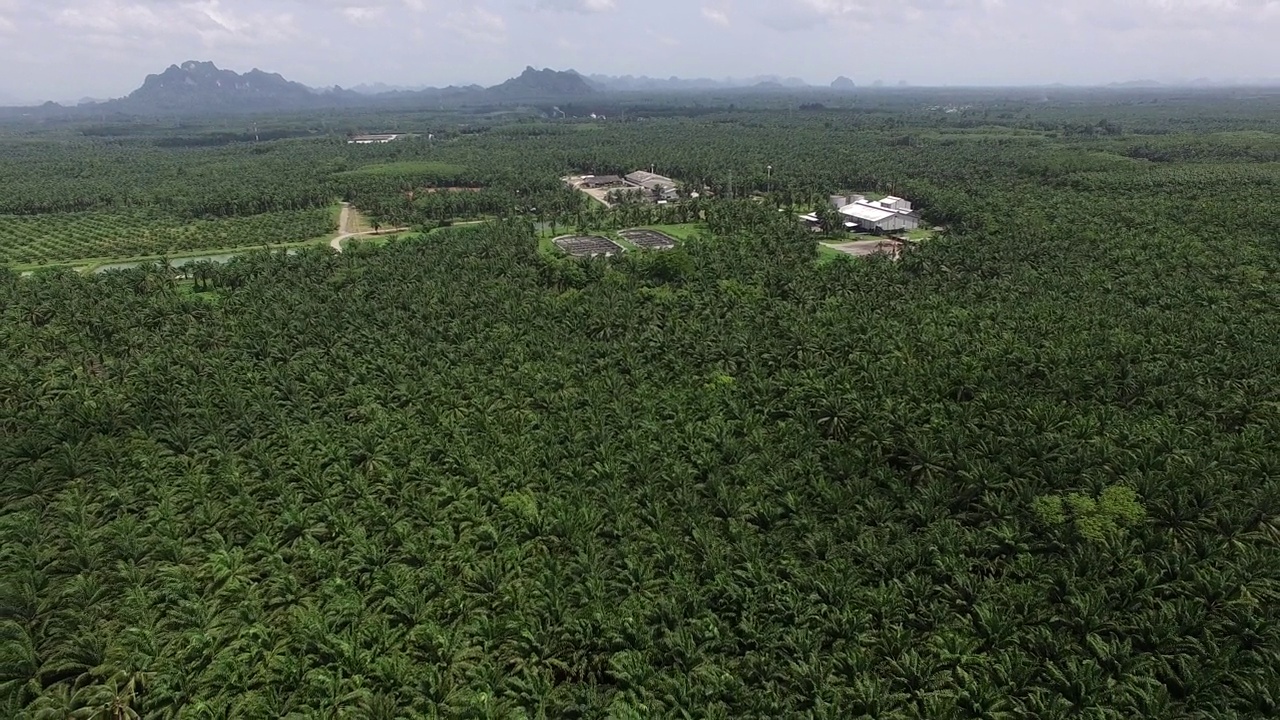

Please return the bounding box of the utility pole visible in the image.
[767,165,772,195]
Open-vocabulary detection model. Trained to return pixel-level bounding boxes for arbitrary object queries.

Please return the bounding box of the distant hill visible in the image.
[121,61,330,111]
[51,62,597,116]
[12,62,1274,121]
[489,67,595,98]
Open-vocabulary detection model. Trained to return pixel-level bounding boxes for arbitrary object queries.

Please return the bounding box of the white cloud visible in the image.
[0,0,16,32]
[535,0,617,13]
[47,0,298,47]
[702,5,729,25]
[54,0,161,33]
[341,5,385,24]
[7,0,1280,98]
[444,6,506,43]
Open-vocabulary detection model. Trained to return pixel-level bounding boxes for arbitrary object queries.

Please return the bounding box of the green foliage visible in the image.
[621,248,693,284]
[1036,486,1147,542]
[0,208,335,265]
[334,160,468,177]
[4,93,1280,718]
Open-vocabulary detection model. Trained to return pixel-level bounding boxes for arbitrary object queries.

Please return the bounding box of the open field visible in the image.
[336,161,468,177]
[637,223,704,241]
[822,238,903,259]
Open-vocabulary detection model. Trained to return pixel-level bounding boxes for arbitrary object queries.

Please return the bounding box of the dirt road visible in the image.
[822,239,903,259]
[329,202,408,253]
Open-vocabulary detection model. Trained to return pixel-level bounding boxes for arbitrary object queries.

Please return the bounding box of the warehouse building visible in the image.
[580,175,625,189]
[833,195,920,232]
[625,170,679,200]
[348,133,403,144]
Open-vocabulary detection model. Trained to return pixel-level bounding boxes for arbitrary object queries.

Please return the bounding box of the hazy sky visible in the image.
[1,0,1278,101]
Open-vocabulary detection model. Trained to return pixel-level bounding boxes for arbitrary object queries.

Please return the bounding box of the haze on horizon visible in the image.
[1,0,1278,103]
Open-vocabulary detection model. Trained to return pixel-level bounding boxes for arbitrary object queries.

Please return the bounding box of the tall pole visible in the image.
[767,165,772,195]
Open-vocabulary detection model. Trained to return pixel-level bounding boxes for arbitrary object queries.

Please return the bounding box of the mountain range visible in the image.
[0,61,868,117]
[0,62,604,117]
[6,61,1280,118]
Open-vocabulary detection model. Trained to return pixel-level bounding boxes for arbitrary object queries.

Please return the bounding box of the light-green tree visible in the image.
[1034,485,1146,542]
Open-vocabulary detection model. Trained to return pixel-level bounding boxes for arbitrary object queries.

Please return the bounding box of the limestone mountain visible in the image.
[488,67,596,98]
[123,61,328,111]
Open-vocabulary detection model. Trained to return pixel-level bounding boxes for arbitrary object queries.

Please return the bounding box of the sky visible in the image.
[1,0,1279,102]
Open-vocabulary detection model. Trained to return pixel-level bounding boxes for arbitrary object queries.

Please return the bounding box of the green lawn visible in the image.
[610,233,639,251]
[637,224,705,242]
[905,228,938,241]
[816,243,850,264]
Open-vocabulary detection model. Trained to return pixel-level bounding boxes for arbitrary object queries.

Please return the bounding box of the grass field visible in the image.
[638,223,704,241]
[336,161,468,177]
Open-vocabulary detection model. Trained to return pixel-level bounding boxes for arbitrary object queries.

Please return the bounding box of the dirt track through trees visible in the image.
[329,202,408,252]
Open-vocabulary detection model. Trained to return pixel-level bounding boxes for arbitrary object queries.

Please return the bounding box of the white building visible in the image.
[625,170,679,200]
[878,196,912,212]
[348,134,402,144]
[836,196,920,232]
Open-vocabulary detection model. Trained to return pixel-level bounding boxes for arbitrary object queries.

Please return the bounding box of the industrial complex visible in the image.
[802,194,922,233]
[565,170,680,206]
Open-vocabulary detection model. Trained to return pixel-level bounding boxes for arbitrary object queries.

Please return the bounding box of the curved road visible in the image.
[330,202,408,252]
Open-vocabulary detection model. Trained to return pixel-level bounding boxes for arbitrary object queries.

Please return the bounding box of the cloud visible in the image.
[702,5,730,25]
[341,5,385,24]
[54,0,161,33]
[443,6,506,43]
[49,0,297,47]
[535,0,617,13]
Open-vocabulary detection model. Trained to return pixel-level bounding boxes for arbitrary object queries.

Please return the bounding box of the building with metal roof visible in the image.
[837,199,920,232]
[580,175,624,188]
[878,196,912,211]
[625,170,675,188]
[624,170,679,201]
[348,133,403,144]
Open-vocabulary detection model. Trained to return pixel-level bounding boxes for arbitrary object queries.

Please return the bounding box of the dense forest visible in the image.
[2,92,1280,717]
